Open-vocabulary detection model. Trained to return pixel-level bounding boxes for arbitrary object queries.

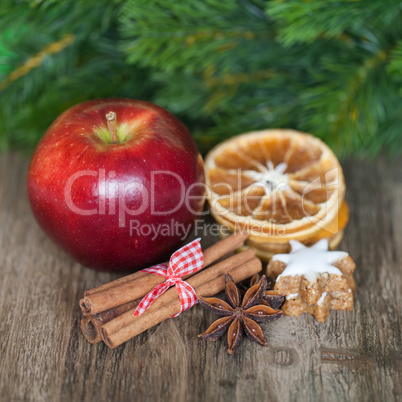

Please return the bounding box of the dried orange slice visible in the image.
[205,129,347,257]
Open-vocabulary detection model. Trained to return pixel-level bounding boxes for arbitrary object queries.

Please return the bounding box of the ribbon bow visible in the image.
[134,238,204,317]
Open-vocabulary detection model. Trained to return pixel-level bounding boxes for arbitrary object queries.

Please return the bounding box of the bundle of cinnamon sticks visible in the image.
[80,232,261,349]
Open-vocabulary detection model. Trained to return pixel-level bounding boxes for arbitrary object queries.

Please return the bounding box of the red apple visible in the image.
[27,99,205,272]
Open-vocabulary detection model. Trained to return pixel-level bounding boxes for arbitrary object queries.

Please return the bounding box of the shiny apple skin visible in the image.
[27,99,205,272]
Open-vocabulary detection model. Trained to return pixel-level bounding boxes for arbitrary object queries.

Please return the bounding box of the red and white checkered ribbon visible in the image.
[133,238,204,317]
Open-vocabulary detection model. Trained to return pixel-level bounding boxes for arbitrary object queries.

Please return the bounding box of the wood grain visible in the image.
[0,152,401,401]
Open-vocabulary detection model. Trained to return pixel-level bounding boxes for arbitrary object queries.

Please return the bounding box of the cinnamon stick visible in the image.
[81,299,140,344]
[101,255,261,348]
[84,271,149,296]
[81,248,253,345]
[202,231,248,265]
[80,317,102,344]
[80,232,248,315]
[101,249,255,336]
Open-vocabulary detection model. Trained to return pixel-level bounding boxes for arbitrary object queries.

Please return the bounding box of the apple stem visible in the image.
[106,111,119,144]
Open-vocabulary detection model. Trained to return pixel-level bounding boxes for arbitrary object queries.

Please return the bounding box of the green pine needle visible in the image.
[0,0,400,157]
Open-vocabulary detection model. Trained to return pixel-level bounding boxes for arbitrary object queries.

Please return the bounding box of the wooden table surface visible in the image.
[0,152,401,402]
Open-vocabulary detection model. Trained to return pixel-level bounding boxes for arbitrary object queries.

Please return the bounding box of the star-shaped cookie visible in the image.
[267,239,356,322]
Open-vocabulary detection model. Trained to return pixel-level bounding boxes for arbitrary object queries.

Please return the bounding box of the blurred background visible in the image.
[0,0,401,156]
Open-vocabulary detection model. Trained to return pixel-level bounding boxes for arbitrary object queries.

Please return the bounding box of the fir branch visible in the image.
[266,0,402,46]
[0,34,75,91]
[0,0,400,156]
[119,0,271,72]
[388,40,402,84]
[299,43,397,155]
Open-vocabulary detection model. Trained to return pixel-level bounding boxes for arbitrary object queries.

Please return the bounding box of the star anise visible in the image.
[198,273,282,355]
[249,273,285,310]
